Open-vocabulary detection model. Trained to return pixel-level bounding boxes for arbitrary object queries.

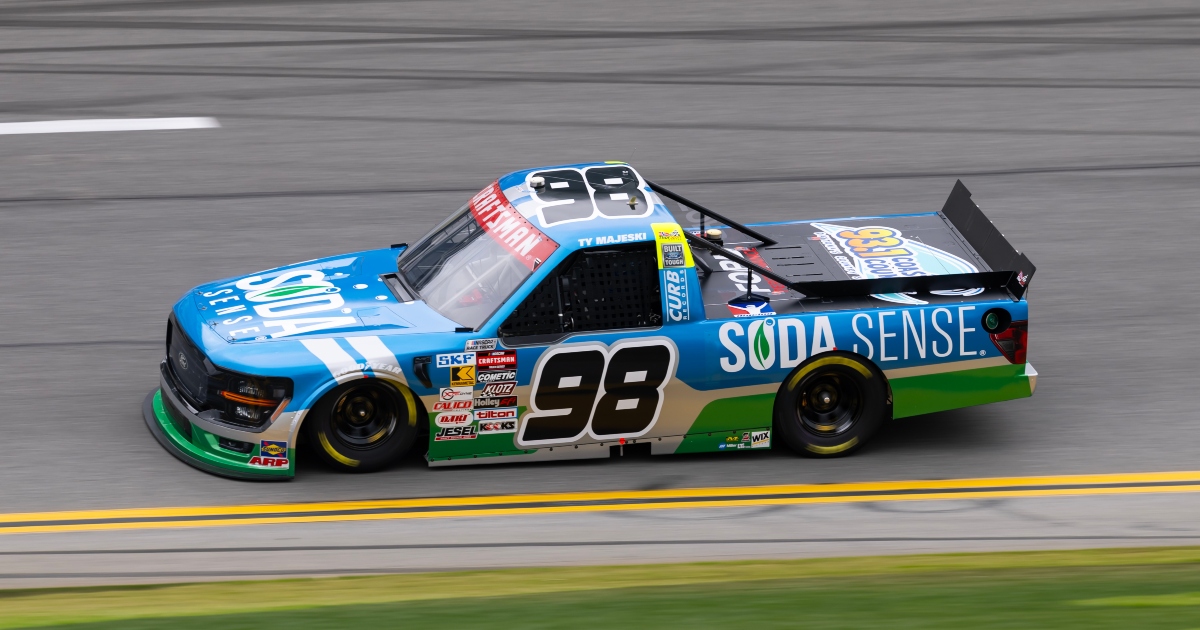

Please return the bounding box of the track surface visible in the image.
[1,0,1199,584]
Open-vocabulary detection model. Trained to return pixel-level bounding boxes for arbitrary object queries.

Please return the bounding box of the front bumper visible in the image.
[143,362,296,481]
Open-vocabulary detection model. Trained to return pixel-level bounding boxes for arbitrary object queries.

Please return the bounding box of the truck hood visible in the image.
[187,248,459,343]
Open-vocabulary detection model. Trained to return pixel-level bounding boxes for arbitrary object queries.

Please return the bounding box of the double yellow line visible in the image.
[4,471,1199,535]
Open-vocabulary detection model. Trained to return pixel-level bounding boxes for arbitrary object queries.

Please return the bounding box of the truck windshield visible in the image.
[398,204,535,329]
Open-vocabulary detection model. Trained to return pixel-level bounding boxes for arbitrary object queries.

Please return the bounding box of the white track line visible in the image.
[0,117,220,135]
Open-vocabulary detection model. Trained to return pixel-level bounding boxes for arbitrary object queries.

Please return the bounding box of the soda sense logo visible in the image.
[201,268,356,339]
[719,317,835,372]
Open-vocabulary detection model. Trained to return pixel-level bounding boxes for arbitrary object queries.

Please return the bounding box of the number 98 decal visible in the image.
[518,338,678,446]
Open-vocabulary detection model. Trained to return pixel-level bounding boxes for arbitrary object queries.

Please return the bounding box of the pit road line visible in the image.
[2,471,1199,535]
[0,117,219,134]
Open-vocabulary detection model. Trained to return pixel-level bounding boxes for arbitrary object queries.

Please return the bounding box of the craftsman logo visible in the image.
[259,440,288,458]
[728,301,775,318]
[248,456,288,467]
[751,430,770,449]
[477,420,517,434]
[465,338,499,352]
[474,408,518,421]
[477,370,516,384]
[479,381,516,396]
[435,425,477,441]
[476,350,516,370]
[435,412,472,427]
[432,400,473,411]
[473,396,517,409]
[436,353,475,368]
[470,181,559,269]
[439,387,473,401]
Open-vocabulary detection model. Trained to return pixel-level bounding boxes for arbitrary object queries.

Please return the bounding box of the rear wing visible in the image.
[663,180,1035,302]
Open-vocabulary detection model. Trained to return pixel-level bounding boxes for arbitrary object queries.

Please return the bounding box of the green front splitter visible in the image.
[143,390,293,482]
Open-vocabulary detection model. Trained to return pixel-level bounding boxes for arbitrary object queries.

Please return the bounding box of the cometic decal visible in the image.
[477,369,516,384]
[470,181,559,269]
[519,338,678,446]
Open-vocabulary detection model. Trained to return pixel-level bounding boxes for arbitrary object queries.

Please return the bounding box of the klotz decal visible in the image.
[465,338,499,352]
[728,301,775,318]
[435,412,473,427]
[479,381,516,397]
[259,441,288,458]
[751,430,770,449]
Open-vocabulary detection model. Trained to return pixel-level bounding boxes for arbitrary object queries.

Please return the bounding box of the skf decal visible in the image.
[651,222,694,270]
[436,353,475,368]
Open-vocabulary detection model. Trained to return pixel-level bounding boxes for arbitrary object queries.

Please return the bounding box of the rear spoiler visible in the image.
[679,180,1036,302]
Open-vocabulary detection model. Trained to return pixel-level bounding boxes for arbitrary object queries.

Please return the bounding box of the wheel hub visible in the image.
[331,383,399,449]
[797,373,862,437]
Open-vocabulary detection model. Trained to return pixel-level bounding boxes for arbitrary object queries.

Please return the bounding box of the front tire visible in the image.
[305,379,420,472]
[774,352,890,457]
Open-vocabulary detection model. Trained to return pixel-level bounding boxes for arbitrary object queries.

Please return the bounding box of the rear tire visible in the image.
[305,379,420,472]
[774,352,890,457]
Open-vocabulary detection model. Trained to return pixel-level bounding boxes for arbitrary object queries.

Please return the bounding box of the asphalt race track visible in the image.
[2,0,1200,585]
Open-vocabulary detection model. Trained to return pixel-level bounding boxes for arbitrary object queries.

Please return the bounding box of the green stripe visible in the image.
[890,363,1031,419]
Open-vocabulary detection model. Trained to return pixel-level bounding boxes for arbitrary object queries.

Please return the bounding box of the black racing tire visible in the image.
[774,351,890,457]
[304,379,420,473]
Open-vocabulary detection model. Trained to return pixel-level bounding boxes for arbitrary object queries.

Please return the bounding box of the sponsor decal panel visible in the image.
[728,301,775,318]
[476,350,517,371]
[436,352,475,368]
[470,181,559,269]
[473,396,517,409]
[475,407,518,421]
[465,338,499,352]
[435,412,473,427]
[479,381,516,397]
[751,430,771,449]
[811,222,983,305]
[651,223,694,270]
[435,425,478,441]
[450,366,476,387]
[477,420,518,434]
[477,369,516,384]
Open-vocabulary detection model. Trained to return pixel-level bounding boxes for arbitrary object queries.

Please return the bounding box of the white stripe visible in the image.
[0,117,220,135]
[549,181,569,189]
[609,192,629,200]
[604,178,623,185]
[346,336,407,383]
[300,338,362,382]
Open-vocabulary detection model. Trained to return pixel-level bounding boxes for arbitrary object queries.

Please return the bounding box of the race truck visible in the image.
[145,161,1037,480]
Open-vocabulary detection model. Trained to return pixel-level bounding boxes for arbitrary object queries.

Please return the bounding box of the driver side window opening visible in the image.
[500,242,662,341]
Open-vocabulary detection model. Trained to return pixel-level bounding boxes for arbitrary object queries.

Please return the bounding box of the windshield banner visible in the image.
[470,182,559,270]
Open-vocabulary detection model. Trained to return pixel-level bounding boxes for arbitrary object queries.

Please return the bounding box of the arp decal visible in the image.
[477,369,516,384]
[449,366,476,387]
[519,338,677,446]
[248,456,289,467]
[811,222,983,306]
[524,165,652,227]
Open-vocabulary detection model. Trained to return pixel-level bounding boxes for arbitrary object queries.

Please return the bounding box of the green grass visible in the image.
[6,547,1200,629]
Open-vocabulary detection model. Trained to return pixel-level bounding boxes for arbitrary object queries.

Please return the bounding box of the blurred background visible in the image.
[2,0,1200,601]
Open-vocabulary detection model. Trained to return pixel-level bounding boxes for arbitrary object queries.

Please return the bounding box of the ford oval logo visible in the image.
[177,352,188,370]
